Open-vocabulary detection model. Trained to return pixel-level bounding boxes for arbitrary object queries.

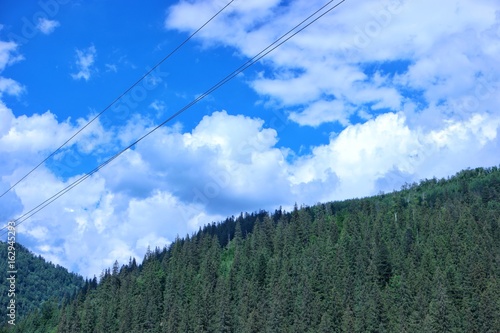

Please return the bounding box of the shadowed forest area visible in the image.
[0,243,83,328]
[3,166,500,333]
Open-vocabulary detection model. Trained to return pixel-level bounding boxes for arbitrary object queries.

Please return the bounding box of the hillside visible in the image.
[0,242,84,329]
[5,166,500,332]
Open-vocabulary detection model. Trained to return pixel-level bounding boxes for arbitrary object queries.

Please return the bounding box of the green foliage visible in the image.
[11,166,500,332]
[0,242,83,329]
[219,242,235,278]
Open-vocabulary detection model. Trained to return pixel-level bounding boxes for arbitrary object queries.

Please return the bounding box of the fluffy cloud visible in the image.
[102,111,292,215]
[0,77,23,97]
[165,0,500,128]
[292,112,500,200]
[0,40,24,98]
[36,18,60,35]
[0,40,23,72]
[71,45,97,81]
[1,110,74,153]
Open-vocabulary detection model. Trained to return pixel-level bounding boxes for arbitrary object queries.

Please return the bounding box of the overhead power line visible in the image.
[1,0,347,237]
[0,0,236,200]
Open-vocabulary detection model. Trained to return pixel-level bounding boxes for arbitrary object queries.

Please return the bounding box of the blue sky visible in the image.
[1,0,499,277]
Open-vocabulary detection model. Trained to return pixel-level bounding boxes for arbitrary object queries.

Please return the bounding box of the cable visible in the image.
[1,0,347,237]
[0,0,236,200]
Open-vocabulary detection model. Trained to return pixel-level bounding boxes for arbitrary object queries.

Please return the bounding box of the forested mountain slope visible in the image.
[6,166,500,332]
[0,242,84,328]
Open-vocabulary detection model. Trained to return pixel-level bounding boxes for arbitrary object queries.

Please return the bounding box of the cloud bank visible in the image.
[1,105,498,276]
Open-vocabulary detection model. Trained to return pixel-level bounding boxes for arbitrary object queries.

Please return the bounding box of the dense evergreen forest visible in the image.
[3,166,500,332]
[0,242,84,328]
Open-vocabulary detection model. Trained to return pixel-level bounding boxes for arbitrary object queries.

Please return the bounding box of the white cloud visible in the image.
[290,112,419,199]
[26,226,49,240]
[149,100,167,118]
[292,111,500,200]
[165,0,500,128]
[0,110,71,153]
[0,77,23,97]
[71,45,97,81]
[0,107,110,155]
[36,18,60,35]
[0,40,23,72]
[0,40,24,98]
[149,100,165,112]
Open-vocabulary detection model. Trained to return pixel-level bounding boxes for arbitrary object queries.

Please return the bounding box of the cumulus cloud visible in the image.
[71,45,97,81]
[102,111,292,215]
[1,110,74,153]
[292,111,500,200]
[36,18,60,35]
